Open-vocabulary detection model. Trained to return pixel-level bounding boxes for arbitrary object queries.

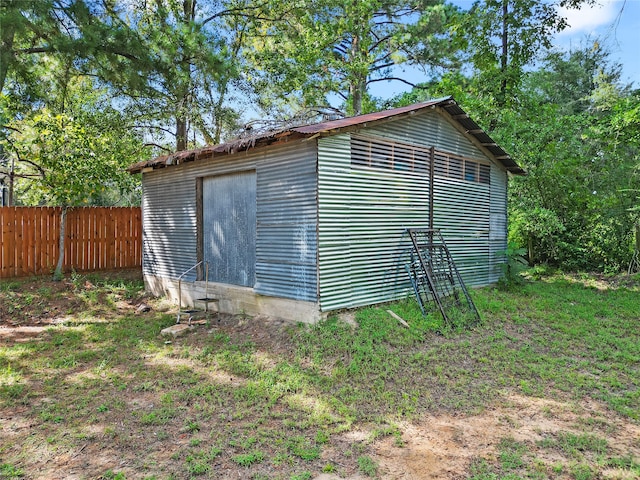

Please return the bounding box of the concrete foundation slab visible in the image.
[144,274,324,324]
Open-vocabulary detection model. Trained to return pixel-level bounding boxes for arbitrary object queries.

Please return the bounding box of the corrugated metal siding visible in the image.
[255,144,318,301]
[367,109,481,159]
[369,109,505,287]
[433,177,490,287]
[317,135,430,311]
[142,167,199,280]
[317,110,508,311]
[141,141,318,301]
[317,135,352,309]
[489,167,508,283]
[203,171,257,287]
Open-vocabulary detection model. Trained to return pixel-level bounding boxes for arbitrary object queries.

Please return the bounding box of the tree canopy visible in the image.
[1,0,638,273]
[248,0,457,116]
[393,39,639,273]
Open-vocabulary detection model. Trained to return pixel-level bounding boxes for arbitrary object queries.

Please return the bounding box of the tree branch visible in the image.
[368,34,393,53]
[17,157,48,177]
[1,124,23,134]
[201,2,277,25]
[100,45,140,62]
[15,46,52,54]
[2,136,47,178]
[144,143,172,152]
[0,170,42,180]
[366,77,429,89]
[130,125,176,136]
[370,61,396,72]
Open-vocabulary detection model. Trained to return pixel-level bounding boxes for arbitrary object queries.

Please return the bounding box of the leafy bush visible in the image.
[497,242,528,289]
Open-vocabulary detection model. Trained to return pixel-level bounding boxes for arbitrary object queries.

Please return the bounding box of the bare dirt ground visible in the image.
[1,271,639,479]
[0,269,145,330]
[372,396,639,479]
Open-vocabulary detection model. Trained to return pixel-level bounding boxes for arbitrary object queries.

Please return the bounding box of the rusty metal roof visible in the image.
[128,97,525,175]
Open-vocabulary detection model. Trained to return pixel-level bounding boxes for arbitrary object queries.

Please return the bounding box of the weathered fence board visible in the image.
[0,207,142,278]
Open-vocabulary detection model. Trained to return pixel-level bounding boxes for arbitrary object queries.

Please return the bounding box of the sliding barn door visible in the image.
[202,171,256,287]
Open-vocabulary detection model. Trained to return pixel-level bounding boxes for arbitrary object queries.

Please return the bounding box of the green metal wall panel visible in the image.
[318,110,508,311]
[318,135,430,311]
[369,109,506,288]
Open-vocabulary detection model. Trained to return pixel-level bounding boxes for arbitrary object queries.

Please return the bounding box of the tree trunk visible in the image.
[175,1,195,151]
[176,117,187,151]
[350,82,363,116]
[8,156,15,206]
[499,0,509,104]
[0,21,15,206]
[0,21,15,94]
[349,34,365,116]
[348,73,367,117]
[54,206,67,280]
[0,145,6,206]
[489,0,509,132]
[212,79,230,144]
[183,0,195,19]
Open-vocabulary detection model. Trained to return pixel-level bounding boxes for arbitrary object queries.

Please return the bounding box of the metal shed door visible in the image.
[202,171,256,287]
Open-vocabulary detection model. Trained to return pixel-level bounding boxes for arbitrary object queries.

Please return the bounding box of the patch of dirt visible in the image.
[372,394,640,479]
[0,269,146,339]
[545,272,640,291]
[0,325,53,343]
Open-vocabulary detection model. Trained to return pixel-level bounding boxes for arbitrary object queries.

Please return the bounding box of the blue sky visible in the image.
[556,0,639,86]
[370,0,639,99]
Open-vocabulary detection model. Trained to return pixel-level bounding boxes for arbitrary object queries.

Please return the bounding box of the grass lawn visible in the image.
[0,270,638,479]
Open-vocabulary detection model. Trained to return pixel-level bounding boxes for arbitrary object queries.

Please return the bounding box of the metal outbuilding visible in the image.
[128,97,524,322]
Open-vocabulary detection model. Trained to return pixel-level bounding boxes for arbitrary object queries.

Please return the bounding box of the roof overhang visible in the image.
[128,97,525,175]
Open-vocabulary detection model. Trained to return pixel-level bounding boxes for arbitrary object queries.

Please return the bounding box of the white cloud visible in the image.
[557,0,620,35]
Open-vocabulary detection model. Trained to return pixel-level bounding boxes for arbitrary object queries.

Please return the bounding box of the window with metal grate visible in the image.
[350,134,490,185]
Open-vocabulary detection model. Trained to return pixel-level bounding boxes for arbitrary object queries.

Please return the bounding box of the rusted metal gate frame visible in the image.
[406,228,481,327]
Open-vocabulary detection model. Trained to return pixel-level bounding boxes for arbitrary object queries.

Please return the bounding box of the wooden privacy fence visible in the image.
[0,207,142,278]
